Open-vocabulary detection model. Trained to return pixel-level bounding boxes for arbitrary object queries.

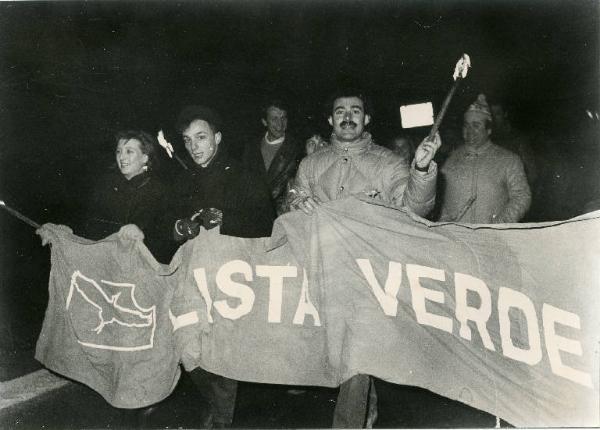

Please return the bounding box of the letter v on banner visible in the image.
[356,259,402,316]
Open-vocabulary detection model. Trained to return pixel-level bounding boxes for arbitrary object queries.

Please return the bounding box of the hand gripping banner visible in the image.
[37,197,600,426]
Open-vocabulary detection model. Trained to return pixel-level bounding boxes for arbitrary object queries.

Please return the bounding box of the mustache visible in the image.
[340,120,357,128]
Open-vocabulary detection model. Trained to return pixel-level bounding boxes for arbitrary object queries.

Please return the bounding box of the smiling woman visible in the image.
[76,130,176,264]
[115,135,150,180]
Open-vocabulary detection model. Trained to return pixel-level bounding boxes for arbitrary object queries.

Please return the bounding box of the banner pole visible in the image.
[0,200,41,229]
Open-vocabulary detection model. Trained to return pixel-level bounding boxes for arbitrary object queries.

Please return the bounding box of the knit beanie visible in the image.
[464,94,492,121]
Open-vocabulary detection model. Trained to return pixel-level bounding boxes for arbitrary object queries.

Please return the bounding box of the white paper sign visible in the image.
[400,102,434,128]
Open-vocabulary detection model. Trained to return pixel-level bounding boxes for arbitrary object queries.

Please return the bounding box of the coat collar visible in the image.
[190,145,231,174]
[463,139,493,156]
[120,171,151,189]
[330,131,373,156]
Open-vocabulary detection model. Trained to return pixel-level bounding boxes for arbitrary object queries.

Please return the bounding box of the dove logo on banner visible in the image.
[66,271,156,351]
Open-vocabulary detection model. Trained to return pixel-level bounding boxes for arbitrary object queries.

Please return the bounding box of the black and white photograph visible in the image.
[0,1,598,428]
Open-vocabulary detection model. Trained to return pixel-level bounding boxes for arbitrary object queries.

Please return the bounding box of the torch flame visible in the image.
[157,130,174,158]
[453,53,471,81]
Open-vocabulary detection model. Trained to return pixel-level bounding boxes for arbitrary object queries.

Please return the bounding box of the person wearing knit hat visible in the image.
[438,94,531,223]
[466,93,492,119]
[463,93,492,149]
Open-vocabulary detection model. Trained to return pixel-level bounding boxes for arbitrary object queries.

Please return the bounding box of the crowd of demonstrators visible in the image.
[70,90,593,268]
[287,89,441,428]
[49,87,597,429]
[438,94,531,223]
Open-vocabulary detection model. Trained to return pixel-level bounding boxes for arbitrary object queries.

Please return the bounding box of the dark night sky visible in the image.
[0,0,598,221]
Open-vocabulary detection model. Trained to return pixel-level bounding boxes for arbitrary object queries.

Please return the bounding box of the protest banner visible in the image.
[37,197,600,425]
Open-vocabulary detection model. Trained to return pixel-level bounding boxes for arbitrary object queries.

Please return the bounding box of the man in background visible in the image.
[439,94,531,223]
[244,100,303,215]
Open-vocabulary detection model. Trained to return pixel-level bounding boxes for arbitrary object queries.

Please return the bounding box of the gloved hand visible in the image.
[174,218,201,241]
[191,208,223,230]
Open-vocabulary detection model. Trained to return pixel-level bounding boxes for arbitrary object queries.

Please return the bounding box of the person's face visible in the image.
[305,135,328,155]
[116,138,148,180]
[392,138,411,160]
[463,111,491,148]
[182,119,222,167]
[328,96,370,142]
[491,105,507,129]
[262,106,287,139]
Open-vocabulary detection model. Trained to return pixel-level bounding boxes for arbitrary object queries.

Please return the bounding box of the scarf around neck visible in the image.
[264,132,285,146]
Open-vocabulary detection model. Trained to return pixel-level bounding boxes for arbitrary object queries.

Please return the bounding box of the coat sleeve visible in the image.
[271,149,302,215]
[386,157,438,217]
[164,173,197,245]
[494,156,531,223]
[220,168,275,238]
[286,157,314,208]
[141,180,180,264]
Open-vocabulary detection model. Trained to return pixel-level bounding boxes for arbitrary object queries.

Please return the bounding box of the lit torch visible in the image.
[427,53,471,141]
[157,130,188,170]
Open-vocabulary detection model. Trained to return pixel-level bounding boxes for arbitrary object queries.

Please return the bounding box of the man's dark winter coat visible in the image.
[173,149,276,239]
[243,134,304,215]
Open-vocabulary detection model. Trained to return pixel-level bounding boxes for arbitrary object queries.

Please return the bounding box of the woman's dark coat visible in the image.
[80,170,175,263]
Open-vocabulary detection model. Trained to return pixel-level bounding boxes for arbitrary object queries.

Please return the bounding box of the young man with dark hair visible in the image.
[172,105,275,241]
[170,104,275,428]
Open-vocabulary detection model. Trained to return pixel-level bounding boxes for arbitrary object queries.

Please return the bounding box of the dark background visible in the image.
[0,0,598,382]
